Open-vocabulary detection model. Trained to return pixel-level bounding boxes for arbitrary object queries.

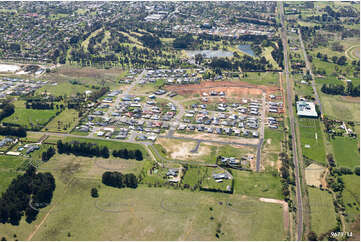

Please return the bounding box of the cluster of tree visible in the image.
[139,33,162,49]
[102,171,137,189]
[0,167,55,225]
[279,152,294,202]
[41,146,56,162]
[112,149,143,161]
[271,39,284,69]
[209,55,271,72]
[88,87,110,102]
[25,101,54,110]
[236,16,275,26]
[173,34,196,49]
[0,125,26,137]
[57,140,109,158]
[332,167,354,176]
[0,102,14,122]
[321,82,360,97]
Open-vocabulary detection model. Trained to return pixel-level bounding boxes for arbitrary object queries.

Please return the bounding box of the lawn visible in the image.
[44,109,79,133]
[239,72,280,86]
[331,137,360,169]
[298,118,327,164]
[342,175,360,231]
[35,81,91,97]
[0,155,25,193]
[232,170,283,200]
[182,166,232,192]
[262,46,279,69]
[319,94,360,122]
[2,101,58,129]
[0,178,285,241]
[308,187,338,235]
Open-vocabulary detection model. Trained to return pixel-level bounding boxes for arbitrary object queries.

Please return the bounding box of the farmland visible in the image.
[298,118,326,164]
[2,100,58,130]
[331,137,360,169]
[0,180,286,241]
[342,175,360,232]
[308,187,338,236]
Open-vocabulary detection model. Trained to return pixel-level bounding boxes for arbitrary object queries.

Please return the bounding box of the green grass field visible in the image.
[298,118,327,164]
[0,178,285,240]
[182,166,232,192]
[308,187,338,235]
[342,175,360,231]
[232,170,283,200]
[331,137,360,168]
[2,101,58,129]
[319,94,360,122]
[44,109,79,133]
[0,155,25,193]
[239,72,280,86]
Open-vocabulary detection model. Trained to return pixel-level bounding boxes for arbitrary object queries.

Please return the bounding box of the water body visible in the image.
[238,44,255,57]
[185,50,233,58]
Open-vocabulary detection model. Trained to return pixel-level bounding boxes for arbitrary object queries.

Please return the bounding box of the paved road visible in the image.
[298,29,322,115]
[280,3,303,240]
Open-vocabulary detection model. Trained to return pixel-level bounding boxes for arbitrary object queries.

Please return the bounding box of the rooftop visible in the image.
[296,101,318,117]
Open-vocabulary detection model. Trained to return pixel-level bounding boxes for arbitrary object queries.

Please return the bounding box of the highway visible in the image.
[279,3,304,240]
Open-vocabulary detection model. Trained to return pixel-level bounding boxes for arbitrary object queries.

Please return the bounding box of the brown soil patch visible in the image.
[156,138,210,160]
[166,80,280,97]
[173,132,259,145]
[341,96,360,103]
[305,163,326,187]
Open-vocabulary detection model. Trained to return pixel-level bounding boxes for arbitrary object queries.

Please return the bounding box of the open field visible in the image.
[43,109,79,133]
[308,187,337,235]
[155,138,254,164]
[342,175,360,232]
[3,100,57,129]
[232,170,283,200]
[331,137,360,169]
[305,163,326,187]
[298,118,326,164]
[0,179,285,241]
[319,94,360,122]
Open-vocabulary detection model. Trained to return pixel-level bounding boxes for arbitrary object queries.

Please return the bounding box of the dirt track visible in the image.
[166,81,280,96]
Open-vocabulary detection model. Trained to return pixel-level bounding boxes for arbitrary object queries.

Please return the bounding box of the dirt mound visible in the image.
[166,80,280,97]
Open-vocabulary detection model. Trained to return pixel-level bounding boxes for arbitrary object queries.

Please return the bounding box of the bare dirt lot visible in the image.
[156,138,210,160]
[173,132,259,145]
[305,163,326,187]
[166,80,280,97]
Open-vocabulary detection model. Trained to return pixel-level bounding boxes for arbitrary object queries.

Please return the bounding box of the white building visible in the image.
[296,101,318,117]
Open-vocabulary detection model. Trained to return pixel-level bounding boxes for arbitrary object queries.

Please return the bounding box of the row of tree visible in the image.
[321,82,360,97]
[112,149,143,161]
[0,167,55,225]
[41,146,56,162]
[57,140,109,158]
[0,102,14,122]
[25,101,55,110]
[0,125,26,137]
[102,171,138,189]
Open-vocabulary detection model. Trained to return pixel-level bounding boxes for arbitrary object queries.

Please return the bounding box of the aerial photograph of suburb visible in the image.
[0,1,359,241]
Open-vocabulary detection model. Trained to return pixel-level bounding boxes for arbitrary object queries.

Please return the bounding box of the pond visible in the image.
[238,45,255,57]
[185,50,233,58]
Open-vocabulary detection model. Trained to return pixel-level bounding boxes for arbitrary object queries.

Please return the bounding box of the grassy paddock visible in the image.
[308,187,338,235]
[331,137,360,168]
[0,179,285,241]
[298,118,326,164]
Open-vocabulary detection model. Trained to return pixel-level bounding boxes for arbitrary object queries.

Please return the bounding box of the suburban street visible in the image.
[280,3,304,240]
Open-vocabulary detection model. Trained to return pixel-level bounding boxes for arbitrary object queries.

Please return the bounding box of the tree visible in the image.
[308,231,318,241]
[91,188,99,198]
[134,150,143,161]
[336,56,347,66]
[355,167,360,176]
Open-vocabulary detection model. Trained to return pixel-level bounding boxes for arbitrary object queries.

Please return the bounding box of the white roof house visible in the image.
[296,101,318,117]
